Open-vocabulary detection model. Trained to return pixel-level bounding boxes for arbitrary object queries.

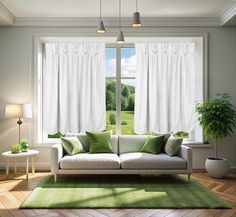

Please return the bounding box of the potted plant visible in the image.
[20,139,29,152]
[196,93,236,178]
[11,144,21,154]
[173,131,189,139]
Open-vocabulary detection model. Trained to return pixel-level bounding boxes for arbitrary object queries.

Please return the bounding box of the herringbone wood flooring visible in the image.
[0,171,235,217]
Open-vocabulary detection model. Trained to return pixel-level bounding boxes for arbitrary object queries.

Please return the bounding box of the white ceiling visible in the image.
[0,0,236,26]
[1,0,235,17]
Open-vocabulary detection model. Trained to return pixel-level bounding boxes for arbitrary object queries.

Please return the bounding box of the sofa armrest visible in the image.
[178,145,192,173]
[51,143,63,174]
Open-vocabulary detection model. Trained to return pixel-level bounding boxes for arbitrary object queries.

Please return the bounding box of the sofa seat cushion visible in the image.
[60,153,120,169]
[119,153,186,169]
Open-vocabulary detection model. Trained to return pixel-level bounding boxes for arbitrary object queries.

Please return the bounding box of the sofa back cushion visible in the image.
[119,135,148,154]
[66,133,119,154]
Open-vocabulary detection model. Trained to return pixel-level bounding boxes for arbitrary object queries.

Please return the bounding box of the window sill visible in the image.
[32,140,212,148]
[183,141,212,148]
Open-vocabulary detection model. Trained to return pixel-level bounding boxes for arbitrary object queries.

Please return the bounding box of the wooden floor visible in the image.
[0,171,236,217]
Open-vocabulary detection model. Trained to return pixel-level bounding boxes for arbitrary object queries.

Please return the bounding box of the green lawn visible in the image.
[106,111,135,135]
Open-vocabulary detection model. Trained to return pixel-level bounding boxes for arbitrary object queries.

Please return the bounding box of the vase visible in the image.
[205,157,230,178]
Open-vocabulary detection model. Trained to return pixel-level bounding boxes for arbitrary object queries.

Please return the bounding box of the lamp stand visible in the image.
[17,118,22,144]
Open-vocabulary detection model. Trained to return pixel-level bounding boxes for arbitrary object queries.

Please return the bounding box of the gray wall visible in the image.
[0,26,236,170]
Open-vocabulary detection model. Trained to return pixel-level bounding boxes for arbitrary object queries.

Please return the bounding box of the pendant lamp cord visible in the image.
[119,0,121,31]
[136,0,138,12]
[100,0,102,21]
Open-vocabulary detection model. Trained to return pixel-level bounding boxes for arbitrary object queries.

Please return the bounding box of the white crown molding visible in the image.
[0,1,15,25]
[2,1,236,27]
[142,17,221,27]
[14,16,221,27]
[219,2,236,25]
[15,17,98,27]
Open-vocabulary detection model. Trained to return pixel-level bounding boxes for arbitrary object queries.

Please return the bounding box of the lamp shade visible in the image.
[96,20,106,33]
[132,12,142,27]
[5,104,32,119]
[116,31,125,43]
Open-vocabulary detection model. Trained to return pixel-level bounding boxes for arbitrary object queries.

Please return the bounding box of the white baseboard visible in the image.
[0,162,51,171]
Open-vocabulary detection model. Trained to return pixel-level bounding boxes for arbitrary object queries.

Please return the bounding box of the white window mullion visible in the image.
[116,46,121,135]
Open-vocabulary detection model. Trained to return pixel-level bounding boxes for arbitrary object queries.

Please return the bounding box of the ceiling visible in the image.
[0,0,236,26]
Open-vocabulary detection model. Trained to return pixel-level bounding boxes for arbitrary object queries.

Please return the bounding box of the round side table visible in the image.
[1,150,39,180]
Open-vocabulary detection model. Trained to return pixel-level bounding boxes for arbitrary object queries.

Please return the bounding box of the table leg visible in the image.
[14,158,17,176]
[6,158,9,179]
[32,156,35,174]
[26,157,29,180]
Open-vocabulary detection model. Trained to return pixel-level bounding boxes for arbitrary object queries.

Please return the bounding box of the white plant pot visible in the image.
[205,157,230,178]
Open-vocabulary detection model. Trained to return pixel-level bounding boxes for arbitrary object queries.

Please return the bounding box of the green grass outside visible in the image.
[106,111,135,135]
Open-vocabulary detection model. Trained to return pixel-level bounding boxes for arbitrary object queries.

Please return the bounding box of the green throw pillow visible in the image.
[141,135,165,154]
[165,136,183,156]
[61,137,85,155]
[86,131,113,153]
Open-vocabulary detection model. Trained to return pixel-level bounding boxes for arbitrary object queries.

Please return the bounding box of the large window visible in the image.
[36,36,205,143]
[105,45,136,135]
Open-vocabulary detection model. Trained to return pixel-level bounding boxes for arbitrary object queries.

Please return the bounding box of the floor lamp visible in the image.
[5,104,32,144]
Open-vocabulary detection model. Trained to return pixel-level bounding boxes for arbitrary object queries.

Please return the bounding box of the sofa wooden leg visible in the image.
[54,174,57,182]
[188,173,191,182]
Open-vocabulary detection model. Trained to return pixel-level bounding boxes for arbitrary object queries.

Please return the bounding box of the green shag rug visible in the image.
[21,175,230,209]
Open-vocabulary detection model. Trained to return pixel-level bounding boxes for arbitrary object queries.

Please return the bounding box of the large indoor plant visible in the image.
[196,93,236,178]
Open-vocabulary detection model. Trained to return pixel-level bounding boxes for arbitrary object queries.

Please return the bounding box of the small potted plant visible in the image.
[11,144,22,154]
[196,93,236,178]
[173,131,189,139]
[20,139,29,152]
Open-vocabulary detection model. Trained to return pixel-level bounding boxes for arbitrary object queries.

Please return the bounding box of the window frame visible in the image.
[35,34,207,145]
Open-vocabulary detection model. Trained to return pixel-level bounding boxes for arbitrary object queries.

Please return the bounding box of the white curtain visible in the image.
[134,43,196,134]
[43,43,106,134]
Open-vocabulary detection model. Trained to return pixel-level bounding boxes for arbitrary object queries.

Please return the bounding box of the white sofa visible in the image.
[51,134,192,182]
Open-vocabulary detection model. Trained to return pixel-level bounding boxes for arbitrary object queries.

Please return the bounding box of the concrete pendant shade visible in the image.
[132,11,142,27]
[116,31,125,43]
[97,20,106,33]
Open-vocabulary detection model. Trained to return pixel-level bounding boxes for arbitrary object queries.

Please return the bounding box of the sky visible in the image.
[105,47,136,85]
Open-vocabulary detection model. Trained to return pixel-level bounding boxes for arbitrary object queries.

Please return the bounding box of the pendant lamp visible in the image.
[97,0,106,33]
[132,0,142,28]
[116,0,125,43]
